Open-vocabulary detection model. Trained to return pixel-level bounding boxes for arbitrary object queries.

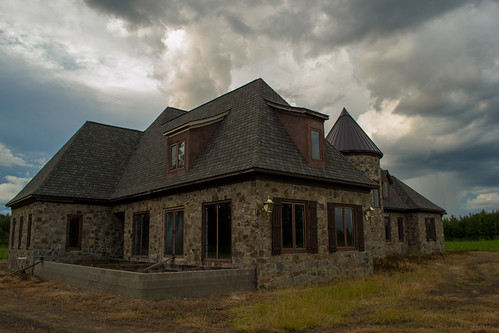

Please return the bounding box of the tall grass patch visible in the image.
[0,247,8,260]
[445,239,499,252]
[230,268,433,332]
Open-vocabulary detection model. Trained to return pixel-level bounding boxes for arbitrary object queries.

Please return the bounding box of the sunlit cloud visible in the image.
[465,189,499,211]
[0,143,30,167]
[0,175,31,202]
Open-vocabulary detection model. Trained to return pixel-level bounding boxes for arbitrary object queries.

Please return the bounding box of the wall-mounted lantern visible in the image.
[262,196,274,221]
[364,206,374,221]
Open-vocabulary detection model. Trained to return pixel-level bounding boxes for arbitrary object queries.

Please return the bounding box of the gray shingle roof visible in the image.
[326,108,383,157]
[7,122,143,206]
[112,79,377,199]
[382,170,445,214]
[8,79,378,207]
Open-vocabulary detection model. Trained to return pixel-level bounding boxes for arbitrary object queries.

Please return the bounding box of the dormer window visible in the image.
[383,181,390,199]
[266,99,327,168]
[170,141,185,170]
[311,130,321,160]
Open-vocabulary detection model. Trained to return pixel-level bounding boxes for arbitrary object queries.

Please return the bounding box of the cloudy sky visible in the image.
[1,0,498,216]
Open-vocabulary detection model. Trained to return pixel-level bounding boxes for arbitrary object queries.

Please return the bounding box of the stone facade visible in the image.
[339,153,445,258]
[112,179,374,289]
[8,202,124,271]
[9,178,376,288]
[7,156,444,287]
[8,167,444,287]
[343,153,389,258]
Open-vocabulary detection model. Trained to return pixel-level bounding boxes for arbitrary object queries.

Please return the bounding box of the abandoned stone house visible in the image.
[7,79,445,288]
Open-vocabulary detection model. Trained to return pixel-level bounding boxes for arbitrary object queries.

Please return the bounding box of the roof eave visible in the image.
[112,168,378,203]
[265,99,329,120]
[341,150,384,158]
[384,206,446,215]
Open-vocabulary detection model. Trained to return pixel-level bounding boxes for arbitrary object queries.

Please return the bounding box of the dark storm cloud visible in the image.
[2,0,498,214]
[85,0,469,42]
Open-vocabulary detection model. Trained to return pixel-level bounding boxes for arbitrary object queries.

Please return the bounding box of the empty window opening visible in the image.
[133,212,150,256]
[66,215,82,251]
[204,201,231,260]
[165,209,184,256]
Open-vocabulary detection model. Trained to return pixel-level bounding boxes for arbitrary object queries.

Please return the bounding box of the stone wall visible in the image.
[343,153,388,258]
[344,154,381,183]
[412,212,445,253]
[8,202,124,271]
[379,211,444,256]
[114,179,374,289]
[382,212,410,256]
[10,177,445,288]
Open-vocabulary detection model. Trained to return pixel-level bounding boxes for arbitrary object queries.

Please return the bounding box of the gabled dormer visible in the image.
[164,110,230,178]
[266,100,329,168]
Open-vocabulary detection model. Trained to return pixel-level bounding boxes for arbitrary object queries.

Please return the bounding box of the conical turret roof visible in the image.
[326,108,383,158]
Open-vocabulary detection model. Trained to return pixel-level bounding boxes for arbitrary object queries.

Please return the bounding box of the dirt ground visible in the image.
[1,252,498,332]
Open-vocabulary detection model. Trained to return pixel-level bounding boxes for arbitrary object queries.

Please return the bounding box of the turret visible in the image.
[326,108,383,184]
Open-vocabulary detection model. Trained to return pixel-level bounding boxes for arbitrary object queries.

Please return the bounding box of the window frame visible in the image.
[18,216,23,249]
[373,188,380,208]
[132,212,150,257]
[26,214,32,249]
[397,217,404,242]
[382,179,390,199]
[11,218,16,249]
[384,216,391,242]
[425,217,436,241]
[164,208,184,257]
[310,129,322,160]
[330,204,357,251]
[280,200,308,253]
[202,200,232,262]
[66,214,83,251]
[169,140,186,171]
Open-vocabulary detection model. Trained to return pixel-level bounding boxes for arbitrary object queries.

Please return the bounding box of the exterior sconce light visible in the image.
[364,206,374,221]
[262,196,274,221]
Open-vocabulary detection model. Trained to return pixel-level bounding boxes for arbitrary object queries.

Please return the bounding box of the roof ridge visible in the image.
[188,78,264,113]
[85,120,143,133]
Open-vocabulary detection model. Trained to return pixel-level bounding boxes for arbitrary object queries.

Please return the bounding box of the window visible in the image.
[425,218,436,241]
[272,199,317,255]
[66,215,82,251]
[18,216,23,249]
[165,209,184,256]
[384,216,391,242]
[203,201,231,260]
[373,188,380,208]
[311,130,321,160]
[383,181,390,199]
[133,212,150,256]
[282,202,306,250]
[170,141,185,170]
[26,215,32,249]
[335,206,354,248]
[11,218,16,249]
[327,204,364,252]
[397,217,404,242]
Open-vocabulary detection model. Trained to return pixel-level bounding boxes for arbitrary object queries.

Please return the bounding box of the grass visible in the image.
[0,246,8,260]
[445,239,499,252]
[229,252,498,332]
[230,256,439,332]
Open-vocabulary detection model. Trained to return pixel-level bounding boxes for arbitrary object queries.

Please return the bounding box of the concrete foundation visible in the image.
[33,261,256,300]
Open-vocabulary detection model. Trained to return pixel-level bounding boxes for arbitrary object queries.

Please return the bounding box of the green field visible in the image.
[445,239,499,252]
[0,247,8,260]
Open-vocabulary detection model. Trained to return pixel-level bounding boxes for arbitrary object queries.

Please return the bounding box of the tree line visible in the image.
[0,214,10,246]
[443,210,499,240]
